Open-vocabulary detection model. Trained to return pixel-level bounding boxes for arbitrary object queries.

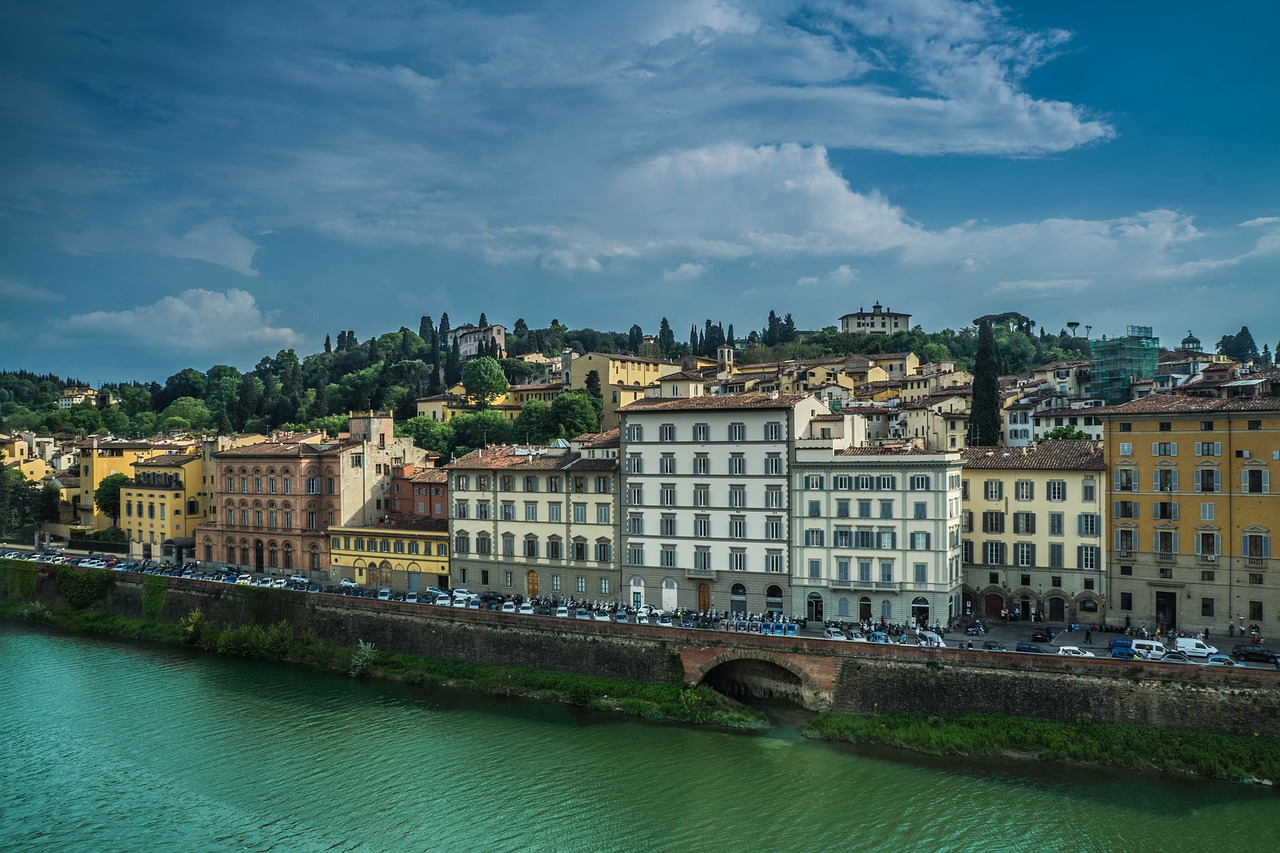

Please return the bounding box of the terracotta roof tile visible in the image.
[1095,396,1280,415]
[619,393,812,413]
[959,440,1104,470]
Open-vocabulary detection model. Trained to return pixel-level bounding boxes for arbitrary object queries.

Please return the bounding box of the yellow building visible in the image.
[75,438,194,530]
[960,441,1107,624]
[1100,396,1280,637]
[122,452,203,562]
[328,519,450,591]
[568,352,681,430]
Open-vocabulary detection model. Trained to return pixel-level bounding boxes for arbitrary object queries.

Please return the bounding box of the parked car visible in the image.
[613,612,630,623]
[554,606,569,618]
[288,574,308,585]
[339,577,358,588]
[518,602,535,615]
[500,601,516,613]
[433,595,452,606]
[636,604,664,617]
[1110,647,1143,660]
[822,627,849,641]
[1107,638,1133,652]
[982,640,1007,651]
[1173,637,1217,658]
[1014,642,1045,654]
[1057,646,1095,658]
[1157,650,1193,664]
[404,591,419,604]
[479,590,504,603]
[656,615,673,627]
[593,611,611,622]
[1232,644,1279,664]
[1206,654,1238,667]
[1030,629,1053,643]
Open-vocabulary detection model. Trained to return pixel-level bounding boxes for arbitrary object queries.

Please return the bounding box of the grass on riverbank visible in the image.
[806,711,1280,784]
[0,601,765,731]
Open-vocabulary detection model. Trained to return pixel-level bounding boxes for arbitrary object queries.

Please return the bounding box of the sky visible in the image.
[2,0,1278,383]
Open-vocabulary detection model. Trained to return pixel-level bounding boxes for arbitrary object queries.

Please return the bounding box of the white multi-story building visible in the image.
[791,426,964,626]
[618,393,828,615]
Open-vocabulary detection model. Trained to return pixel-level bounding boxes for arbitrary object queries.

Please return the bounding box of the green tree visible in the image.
[396,416,455,456]
[514,401,555,444]
[968,320,1002,446]
[160,396,211,430]
[657,317,676,356]
[93,473,130,525]
[1037,426,1090,442]
[583,369,604,424]
[461,356,508,409]
[550,390,599,438]
[449,410,513,457]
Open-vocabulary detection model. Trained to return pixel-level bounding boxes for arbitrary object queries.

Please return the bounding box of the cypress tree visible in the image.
[324,334,332,354]
[969,320,1002,446]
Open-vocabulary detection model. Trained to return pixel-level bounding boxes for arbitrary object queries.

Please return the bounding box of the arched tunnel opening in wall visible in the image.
[699,658,807,707]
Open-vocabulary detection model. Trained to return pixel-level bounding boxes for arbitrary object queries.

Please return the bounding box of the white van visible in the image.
[1173,637,1218,658]
[1131,638,1168,660]
[915,629,947,648]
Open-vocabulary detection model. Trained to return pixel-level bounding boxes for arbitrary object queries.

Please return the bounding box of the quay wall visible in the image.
[7,565,1280,736]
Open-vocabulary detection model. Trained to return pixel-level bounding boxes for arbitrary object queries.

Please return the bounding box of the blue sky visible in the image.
[2,0,1278,382]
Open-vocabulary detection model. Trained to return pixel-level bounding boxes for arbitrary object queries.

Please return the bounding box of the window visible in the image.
[879,560,894,583]
[693,548,710,571]
[660,454,676,474]
[626,514,644,536]
[1013,512,1036,534]
[1249,601,1263,621]
[694,485,710,507]
[659,423,675,442]
[728,454,745,475]
[1154,469,1179,493]
[600,578,611,595]
[1014,542,1035,567]
[765,516,783,540]
[1114,501,1139,519]
[1077,514,1099,537]
[764,454,782,476]
[595,504,609,525]
[595,542,612,562]
[730,550,747,572]
[595,476,611,494]
[500,502,515,521]
[1196,532,1220,557]
[548,503,561,523]
[694,515,710,538]
[910,531,931,550]
[833,528,852,548]
[1201,502,1215,521]
[1250,573,1264,585]
[1152,442,1178,457]
[1049,543,1064,569]
[982,511,1005,533]
[764,421,783,441]
[628,545,644,566]
[983,541,1005,565]
[913,563,927,584]
[766,552,784,573]
[1243,469,1270,494]
[660,546,677,568]
[984,480,1003,501]
[1153,501,1179,520]
[627,485,643,506]
[627,424,644,443]
[765,486,783,509]
[836,499,851,518]
[729,486,746,508]
[573,503,586,524]
[1155,530,1178,555]
[858,500,872,519]
[879,500,893,519]
[693,454,709,475]
[1201,598,1215,618]
[1194,442,1221,457]
[1247,420,1262,431]
[910,475,931,491]
[805,529,825,547]
[876,528,896,549]
[1047,480,1067,501]
[525,502,538,522]
[1120,592,1132,611]
[1243,534,1271,559]
[1014,480,1033,501]
[693,423,709,442]
[728,422,745,442]
[659,484,676,507]
[1119,442,1132,456]
[626,454,643,475]
[808,500,821,517]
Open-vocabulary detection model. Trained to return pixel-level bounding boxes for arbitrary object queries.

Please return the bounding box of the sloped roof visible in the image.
[960,440,1105,470]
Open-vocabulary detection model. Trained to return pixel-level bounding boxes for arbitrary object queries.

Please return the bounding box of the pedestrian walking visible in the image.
[1085,629,1092,645]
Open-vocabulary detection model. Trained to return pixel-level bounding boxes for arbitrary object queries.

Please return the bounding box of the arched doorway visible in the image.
[662,578,677,612]
[911,596,930,627]
[859,596,872,621]
[1048,597,1066,622]
[1018,595,1031,620]
[984,593,1004,617]
[630,575,644,608]
[806,591,824,622]
[765,585,784,616]
[697,582,711,613]
[526,570,540,598]
[730,583,747,616]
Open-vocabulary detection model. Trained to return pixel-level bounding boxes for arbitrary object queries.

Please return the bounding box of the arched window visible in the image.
[310,544,320,570]
[225,538,235,563]
[837,597,849,617]
[730,583,748,616]
[268,541,278,568]
[881,599,893,621]
[240,539,249,565]
[282,543,293,569]
[765,585,784,614]
[204,537,213,563]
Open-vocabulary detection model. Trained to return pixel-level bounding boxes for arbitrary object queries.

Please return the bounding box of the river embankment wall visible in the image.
[8,565,1280,736]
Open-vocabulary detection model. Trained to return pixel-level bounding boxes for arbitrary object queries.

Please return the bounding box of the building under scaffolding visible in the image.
[1090,325,1160,405]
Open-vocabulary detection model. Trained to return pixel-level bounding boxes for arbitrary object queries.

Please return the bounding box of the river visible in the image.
[1,620,1275,852]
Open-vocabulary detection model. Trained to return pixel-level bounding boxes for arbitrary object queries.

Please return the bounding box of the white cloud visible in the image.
[59,203,260,276]
[987,278,1091,297]
[0,274,64,303]
[663,261,709,282]
[59,289,300,351]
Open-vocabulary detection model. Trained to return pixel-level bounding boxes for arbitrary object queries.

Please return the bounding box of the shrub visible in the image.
[349,639,378,677]
[141,575,168,620]
[57,566,111,610]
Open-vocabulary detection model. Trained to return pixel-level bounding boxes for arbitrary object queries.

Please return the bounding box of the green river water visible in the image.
[1,620,1276,852]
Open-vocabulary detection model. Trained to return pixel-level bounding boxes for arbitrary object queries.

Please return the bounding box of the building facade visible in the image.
[839,302,912,335]
[328,519,450,591]
[568,352,680,430]
[792,436,964,627]
[1100,396,1280,636]
[123,452,203,562]
[446,439,620,599]
[960,441,1107,624]
[617,393,827,615]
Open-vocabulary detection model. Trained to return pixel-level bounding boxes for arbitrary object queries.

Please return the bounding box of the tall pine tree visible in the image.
[968,320,1002,447]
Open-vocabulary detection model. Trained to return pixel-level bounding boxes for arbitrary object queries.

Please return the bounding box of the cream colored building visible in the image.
[567,352,681,430]
[960,440,1107,624]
